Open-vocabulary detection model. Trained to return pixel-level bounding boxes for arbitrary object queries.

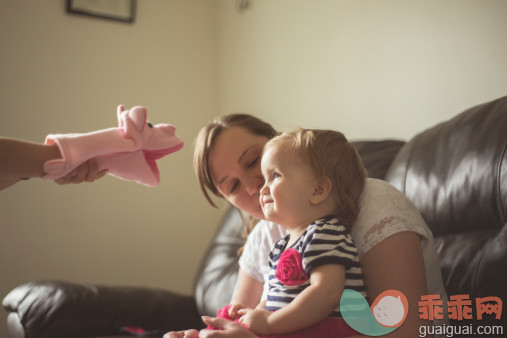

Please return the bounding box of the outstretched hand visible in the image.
[54,159,108,184]
[163,316,258,338]
[163,329,199,338]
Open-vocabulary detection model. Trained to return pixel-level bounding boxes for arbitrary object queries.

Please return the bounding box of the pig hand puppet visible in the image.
[42,105,184,186]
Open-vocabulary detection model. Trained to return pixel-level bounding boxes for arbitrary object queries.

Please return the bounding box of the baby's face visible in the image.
[259,147,317,229]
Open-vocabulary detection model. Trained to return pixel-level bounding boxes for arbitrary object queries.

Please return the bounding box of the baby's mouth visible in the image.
[262,198,273,205]
[260,199,272,211]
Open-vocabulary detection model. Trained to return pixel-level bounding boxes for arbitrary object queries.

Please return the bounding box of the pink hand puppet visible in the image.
[42,105,184,186]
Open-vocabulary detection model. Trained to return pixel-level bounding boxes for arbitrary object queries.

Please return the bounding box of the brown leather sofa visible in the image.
[3,96,506,337]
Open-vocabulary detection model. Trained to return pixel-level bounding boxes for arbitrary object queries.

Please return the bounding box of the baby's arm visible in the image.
[241,264,345,335]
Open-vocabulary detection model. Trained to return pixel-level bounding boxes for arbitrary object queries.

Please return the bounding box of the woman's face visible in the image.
[210,126,270,220]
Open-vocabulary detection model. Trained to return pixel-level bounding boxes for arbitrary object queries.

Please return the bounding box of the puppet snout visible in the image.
[156,124,176,134]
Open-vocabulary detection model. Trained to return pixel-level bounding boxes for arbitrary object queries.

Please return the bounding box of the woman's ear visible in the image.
[310,177,332,205]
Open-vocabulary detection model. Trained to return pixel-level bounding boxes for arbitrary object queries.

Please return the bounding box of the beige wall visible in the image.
[217,0,507,139]
[0,0,226,335]
[1,0,507,336]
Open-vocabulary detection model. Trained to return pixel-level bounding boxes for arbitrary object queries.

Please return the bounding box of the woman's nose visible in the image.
[246,176,264,195]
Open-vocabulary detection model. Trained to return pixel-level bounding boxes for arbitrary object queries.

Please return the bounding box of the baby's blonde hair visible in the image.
[264,129,367,226]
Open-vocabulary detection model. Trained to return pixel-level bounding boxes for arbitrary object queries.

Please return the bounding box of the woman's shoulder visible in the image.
[363,177,402,195]
[351,178,430,256]
[360,178,417,211]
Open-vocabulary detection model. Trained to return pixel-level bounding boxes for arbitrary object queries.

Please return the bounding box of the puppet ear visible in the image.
[117,105,126,128]
[310,176,332,205]
[119,106,147,145]
[126,106,147,132]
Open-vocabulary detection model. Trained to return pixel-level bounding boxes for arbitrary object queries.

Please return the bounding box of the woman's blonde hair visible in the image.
[264,129,367,226]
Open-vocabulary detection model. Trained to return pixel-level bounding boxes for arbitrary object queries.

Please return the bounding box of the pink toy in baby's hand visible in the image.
[42,105,184,186]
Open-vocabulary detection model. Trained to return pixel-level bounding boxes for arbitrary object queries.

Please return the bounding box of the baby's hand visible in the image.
[238,308,271,335]
[228,303,251,320]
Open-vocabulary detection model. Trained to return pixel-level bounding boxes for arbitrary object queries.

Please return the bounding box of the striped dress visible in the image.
[266,215,366,318]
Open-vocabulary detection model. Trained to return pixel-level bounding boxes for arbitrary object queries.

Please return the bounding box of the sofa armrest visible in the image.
[2,280,204,338]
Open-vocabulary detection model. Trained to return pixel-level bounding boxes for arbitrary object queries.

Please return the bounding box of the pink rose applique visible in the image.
[275,248,309,286]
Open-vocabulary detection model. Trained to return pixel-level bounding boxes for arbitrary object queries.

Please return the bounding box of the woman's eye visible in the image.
[230,180,239,193]
[147,122,153,128]
[247,156,259,168]
[273,172,281,178]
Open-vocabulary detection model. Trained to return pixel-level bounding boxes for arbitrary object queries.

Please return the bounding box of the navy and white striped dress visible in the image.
[266,216,366,318]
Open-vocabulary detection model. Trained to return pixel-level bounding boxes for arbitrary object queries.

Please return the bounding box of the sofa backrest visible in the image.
[384,96,507,326]
[385,96,507,237]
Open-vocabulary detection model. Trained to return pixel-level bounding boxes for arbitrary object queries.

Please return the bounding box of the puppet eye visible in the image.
[147,122,153,128]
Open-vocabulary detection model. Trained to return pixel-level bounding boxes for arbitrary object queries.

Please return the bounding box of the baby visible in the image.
[231,128,367,337]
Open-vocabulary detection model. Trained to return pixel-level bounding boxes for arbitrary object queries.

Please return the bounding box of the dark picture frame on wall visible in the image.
[66,0,136,23]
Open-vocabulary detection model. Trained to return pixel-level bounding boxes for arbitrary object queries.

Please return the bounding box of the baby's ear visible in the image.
[310,176,332,205]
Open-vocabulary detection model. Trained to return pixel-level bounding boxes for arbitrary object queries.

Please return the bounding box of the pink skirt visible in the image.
[257,317,358,338]
[208,305,358,338]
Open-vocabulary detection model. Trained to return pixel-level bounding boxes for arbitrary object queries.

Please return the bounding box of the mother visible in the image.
[167,114,447,337]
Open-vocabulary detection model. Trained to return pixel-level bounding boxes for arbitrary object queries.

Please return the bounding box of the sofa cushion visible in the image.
[2,280,202,338]
[194,207,245,316]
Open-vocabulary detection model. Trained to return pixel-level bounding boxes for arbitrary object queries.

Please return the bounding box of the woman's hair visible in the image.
[264,128,367,226]
[194,114,278,251]
[194,113,278,208]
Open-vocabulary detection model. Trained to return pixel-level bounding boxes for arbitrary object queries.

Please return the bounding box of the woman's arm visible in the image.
[357,231,432,338]
[228,268,264,320]
[0,137,107,190]
[230,268,264,308]
[0,137,61,178]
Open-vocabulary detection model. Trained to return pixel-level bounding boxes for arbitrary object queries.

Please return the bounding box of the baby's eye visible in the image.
[273,172,281,178]
[147,122,153,128]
